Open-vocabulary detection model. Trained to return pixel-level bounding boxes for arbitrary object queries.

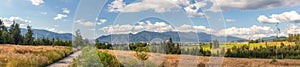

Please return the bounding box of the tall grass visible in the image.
[0,45,73,67]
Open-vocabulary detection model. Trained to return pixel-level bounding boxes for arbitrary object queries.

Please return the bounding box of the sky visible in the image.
[0,0,300,39]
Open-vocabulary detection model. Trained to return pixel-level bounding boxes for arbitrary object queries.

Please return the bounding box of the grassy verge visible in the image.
[0,45,73,67]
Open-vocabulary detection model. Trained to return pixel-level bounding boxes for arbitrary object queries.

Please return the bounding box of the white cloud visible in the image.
[175,24,213,33]
[137,22,144,25]
[98,21,212,34]
[258,11,300,24]
[97,19,107,25]
[108,0,126,12]
[53,8,71,21]
[108,0,300,15]
[45,27,56,32]
[217,25,281,39]
[0,16,31,27]
[184,1,206,17]
[30,0,44,6]
[225,19,236,22]
[208,0,300,12]
[75,20,95,27]
[53,14,67,20]
[62,8,70,14]
[108,0,210,17]
[257,15,281,24]
[99,21,173,34]
[44,27,66,33]
[108,0,190,13]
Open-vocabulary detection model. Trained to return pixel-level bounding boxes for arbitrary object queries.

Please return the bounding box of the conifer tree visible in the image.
[24,26,34,45]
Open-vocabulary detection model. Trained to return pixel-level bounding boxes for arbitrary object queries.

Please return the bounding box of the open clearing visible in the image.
[102,49,300,67]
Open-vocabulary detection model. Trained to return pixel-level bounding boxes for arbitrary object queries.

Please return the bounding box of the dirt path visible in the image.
[47,51,81,67]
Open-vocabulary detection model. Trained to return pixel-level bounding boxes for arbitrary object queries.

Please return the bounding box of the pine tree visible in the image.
[24,26,34,45]
[12,23,22,45]
[1,30,8,44]
[0,19,3,43]
[0,19,8,44]
[8,22,15,44]
[74,29,84,48]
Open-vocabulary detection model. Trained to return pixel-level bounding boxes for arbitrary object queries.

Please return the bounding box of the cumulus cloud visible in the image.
[109,0,190,13]
[53,14,67,20]
[175,24,213,33]
[184,1,206,17]
[62,8,70,14]
[258,11,300,24]
[108,0,300,14]
[109,0,208,17]
[97,19,107,25]
[208,0,300,12]
[108,0,127,12]
[0,16,31,27]
[217,25,281,39]
[98,21,212,34]
[257,15,281,24]
[30,0,44,6]
[44,27,66,33]
[53,8,71,21]
[75,20,95,27]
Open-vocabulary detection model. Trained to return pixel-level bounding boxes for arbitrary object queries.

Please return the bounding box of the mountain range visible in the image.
[97,31,247,43]
[20,28,73,41]
[20,28,285,43]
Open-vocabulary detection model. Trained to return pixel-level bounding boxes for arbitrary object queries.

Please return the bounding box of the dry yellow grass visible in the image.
[101,50,300,67]
[0,44,73,67]
[261,41,296,46]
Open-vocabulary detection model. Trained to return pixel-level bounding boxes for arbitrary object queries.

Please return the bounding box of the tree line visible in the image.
[226,44,300,59]
[0,19,71,46]
[94,34,300,59]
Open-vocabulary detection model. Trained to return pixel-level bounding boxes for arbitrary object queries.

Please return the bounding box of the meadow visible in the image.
[181,41,296,50]
[69,41,300,67]
[99,49,300,67]
[0,44,73,67]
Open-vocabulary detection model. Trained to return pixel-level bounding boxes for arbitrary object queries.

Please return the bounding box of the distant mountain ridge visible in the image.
[20,28,246,42]
[261,36,287,41]
[97,31,247,43]
[20,28,73,41]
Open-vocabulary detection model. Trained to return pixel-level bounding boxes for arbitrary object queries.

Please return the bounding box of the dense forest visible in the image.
[0,19,71,46]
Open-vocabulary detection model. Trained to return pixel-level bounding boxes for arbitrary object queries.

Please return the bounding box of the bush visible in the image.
[98,51,123,67]
[197,63,206,67]
[270,57,277,64]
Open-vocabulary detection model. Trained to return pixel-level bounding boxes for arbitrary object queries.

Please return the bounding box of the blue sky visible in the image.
[0,0,300,39]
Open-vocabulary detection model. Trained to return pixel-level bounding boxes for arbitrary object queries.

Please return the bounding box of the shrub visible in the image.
[270,57,277,64]
[98,50,123,67]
